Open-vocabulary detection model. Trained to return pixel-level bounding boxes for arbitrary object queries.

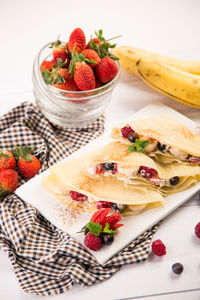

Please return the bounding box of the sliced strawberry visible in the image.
[112,223,124,230]
[90,208,111,224]
[103,211,122,228]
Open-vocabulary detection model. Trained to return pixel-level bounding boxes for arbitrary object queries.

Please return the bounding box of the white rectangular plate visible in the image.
[16,103,200,264]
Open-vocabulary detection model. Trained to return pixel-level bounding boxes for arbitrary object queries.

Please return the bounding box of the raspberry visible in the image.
[84,232,102,251]
[69,191,88,201]
[111,163,118,174]
[152,239,166,256]
[96,201,112,210]
[121,125,134,138]
[95,164,104,175]
[195,222,200,238]
[139,166,158,179]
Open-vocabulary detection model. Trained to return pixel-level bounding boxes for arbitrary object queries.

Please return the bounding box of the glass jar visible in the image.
[32,42,120,128]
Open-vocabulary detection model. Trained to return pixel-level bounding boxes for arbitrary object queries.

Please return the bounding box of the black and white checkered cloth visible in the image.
[0,102,159,296]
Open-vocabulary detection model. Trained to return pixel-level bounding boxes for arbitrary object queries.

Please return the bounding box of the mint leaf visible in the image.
[87,222,102,236]
[128,145,135,152]
[103,223,118,234]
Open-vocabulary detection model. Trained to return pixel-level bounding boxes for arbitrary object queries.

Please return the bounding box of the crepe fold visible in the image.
[111,114,200,164]
[41,142,167,216]
[42,141,200,217]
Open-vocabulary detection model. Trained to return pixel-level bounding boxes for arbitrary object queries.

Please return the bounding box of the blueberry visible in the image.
[112,203,126,213]
[158,143,168,152]
[103,162,115,171]
[172,263,184,274]
[128,132,139,143]
[100,233,114,245]
[169,176,179,185]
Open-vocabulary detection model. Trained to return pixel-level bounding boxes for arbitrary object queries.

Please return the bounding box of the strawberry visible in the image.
[74,62,95,91]
[86,37,102,49]
[40,59,56,73]
[82,49,100,68]
[95,57,118,83]
[0,150,16,171]
[14,146,41,179]
[0,169,18,199]
[68,28,86,53]
[95,79,102,88]
[51,68,78,91]
[52,39,70,65]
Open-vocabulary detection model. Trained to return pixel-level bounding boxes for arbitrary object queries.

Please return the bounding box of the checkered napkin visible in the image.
[0,101,159,296]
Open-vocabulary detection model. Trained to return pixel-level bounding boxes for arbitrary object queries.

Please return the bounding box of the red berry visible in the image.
[86,38,102,49]
[0,169,18,194]
[121,125,134,138]
[90,208,111,224]
[95,164,104,175]
[95,57,118,83]
[18,155,41,179]
[52,68,78,91]
[68,28,86,53]
[96,201,112,210]
[40,59,56,73]
[69,191,88,201]
[0,150,16,171]
[195,222,200,238]
[139,166,158,179]
[82,49,101,68]
[84,232,102,251]
[52,42,70,65]
[152,239,166,256]
[103,211,122,229]
[74,62,95,91]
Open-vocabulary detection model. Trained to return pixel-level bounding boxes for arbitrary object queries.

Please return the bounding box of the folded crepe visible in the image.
[111,114,200,165]
[85,141,200,196]
[41,143,166,216]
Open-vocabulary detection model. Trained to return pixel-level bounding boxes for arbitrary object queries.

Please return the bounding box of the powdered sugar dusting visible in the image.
[54,198,96,235]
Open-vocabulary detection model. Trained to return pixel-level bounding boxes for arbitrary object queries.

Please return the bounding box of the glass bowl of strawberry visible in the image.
[32,28,120,128]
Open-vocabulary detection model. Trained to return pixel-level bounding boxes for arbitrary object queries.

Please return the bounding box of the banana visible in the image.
[111,46,200,76]
[136,59,200,108]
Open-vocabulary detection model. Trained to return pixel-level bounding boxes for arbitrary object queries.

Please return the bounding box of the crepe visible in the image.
[84,141,200,196]
[111,114,200,165]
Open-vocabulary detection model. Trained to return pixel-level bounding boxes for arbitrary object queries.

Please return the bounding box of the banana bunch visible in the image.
[112,46,200,108]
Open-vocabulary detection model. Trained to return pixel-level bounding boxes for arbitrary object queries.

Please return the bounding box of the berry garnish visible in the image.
[84,232,102,251]
[103,162,115,171]
[95,164,104,175]
[100,233,114,245]
[139,166,158,179]
[69,191,88,201]
[128,132,139,143]
[152,239,166,256]
[172,263,184,274]
[169,176,179,185]
[112,203,126,213]
[158,143,169,152]
[195,222,200,238]
[121,125,134,138]
[96,201,112,209]
[188,155,200,164]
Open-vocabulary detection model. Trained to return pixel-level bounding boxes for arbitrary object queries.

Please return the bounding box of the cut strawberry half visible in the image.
[90,208,111,224]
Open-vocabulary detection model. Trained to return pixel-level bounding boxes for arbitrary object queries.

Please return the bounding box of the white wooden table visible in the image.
[1,0,200,299]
